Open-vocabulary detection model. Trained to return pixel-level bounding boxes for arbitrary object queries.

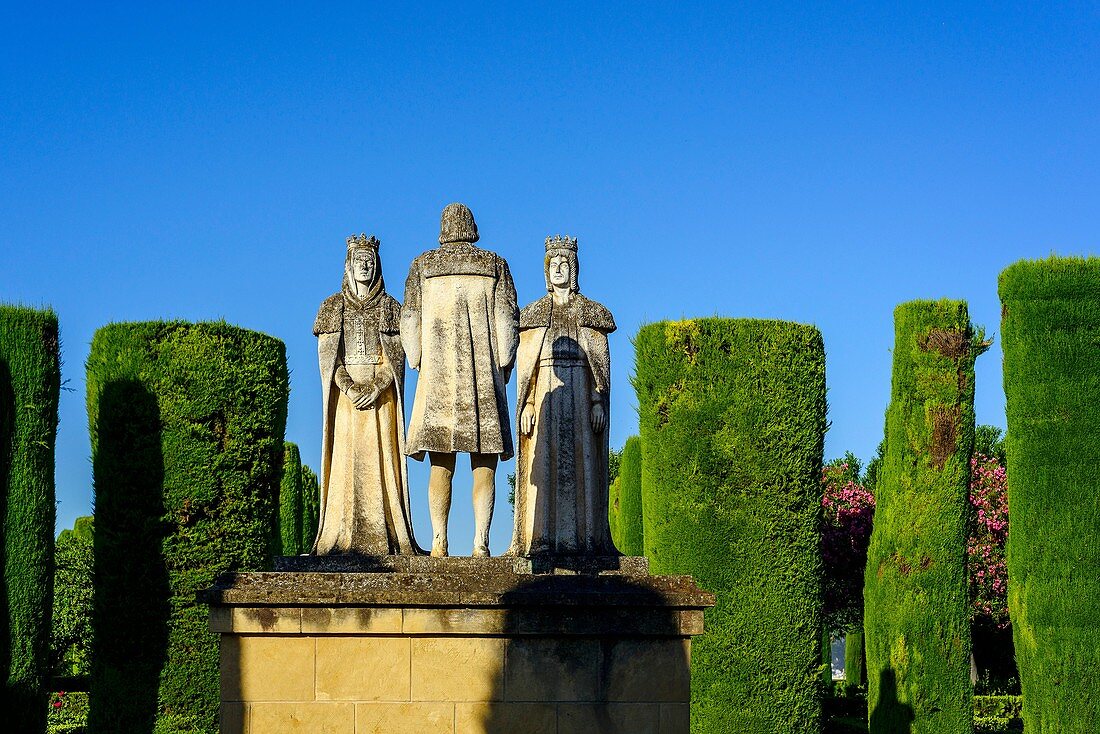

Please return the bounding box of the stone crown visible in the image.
[346,233,380,252]
[545,234,578,253]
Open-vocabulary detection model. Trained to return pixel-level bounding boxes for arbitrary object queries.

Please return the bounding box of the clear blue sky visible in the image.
[3,3,1098,553]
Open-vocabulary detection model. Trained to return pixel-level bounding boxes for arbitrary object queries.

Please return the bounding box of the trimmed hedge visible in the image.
[301,464,320,553]
[634,318,827,734]
[844,630,864,689]
[1,304,61,731]
[864,300,979,734]
[617,435,644,556]
[279,442,304,556]
[1000,258,1100,733]
[87,321,288,733]
[608,475,623,549]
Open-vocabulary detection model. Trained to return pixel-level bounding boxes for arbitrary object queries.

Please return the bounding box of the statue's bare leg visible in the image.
[428,451,456,557]
[471,453,497,557]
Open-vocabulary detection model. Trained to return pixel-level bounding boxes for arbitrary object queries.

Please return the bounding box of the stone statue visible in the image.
[401,203,519,557]
[509,235,617,557]
[312,234,421,555]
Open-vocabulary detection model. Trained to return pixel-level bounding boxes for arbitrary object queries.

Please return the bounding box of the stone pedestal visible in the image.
[202,556,713,734]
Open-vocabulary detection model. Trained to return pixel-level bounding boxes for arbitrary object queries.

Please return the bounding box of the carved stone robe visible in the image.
[400,242,519,460]
[509,293,617,556]
[313,281,420,555]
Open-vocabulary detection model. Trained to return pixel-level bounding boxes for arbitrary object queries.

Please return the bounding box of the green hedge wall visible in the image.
[87,321,288,733]
[634,318,827,734]
[279,442,304,556]
[864,300,978,734]
[0,304,61,731]
[1000,258,1100,733]
[301,465,319,552]
[608,475,623,549]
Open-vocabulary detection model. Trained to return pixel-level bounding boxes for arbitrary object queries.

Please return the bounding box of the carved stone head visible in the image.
[439,203,480,245]
[343,234,383,296]
[544,234,579,293]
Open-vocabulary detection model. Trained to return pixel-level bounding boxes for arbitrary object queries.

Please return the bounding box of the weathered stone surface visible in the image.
[511,235,619,558]
[202,564,712,611]
[221,636,315,702]
[504,638,599,701]
[456,702,557,733]
[249,702,353,734]
[313,234,420,556]
[411,637,505,701]
[355,703,454,733]
[400,203,519,556]
[557,703,661,734]
[315,637,410,701]
[274,552,650,576]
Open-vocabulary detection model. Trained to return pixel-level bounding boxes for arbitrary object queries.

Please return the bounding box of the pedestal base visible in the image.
[202,556,713,734]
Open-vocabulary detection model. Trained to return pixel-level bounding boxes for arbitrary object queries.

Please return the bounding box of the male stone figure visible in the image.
[401,203,518,556]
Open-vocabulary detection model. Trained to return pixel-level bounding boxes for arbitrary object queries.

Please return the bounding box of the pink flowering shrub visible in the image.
[968,454,1009,627]
[822,461,876,632]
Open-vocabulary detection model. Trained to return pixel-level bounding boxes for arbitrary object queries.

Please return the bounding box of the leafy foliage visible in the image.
[86,321,288,733]
[48,690,89,734]
[1000,257,1100,732]
[864,300,979,734]
[634,318,827,734]
[51,516,94,679]
[1,304,61,730]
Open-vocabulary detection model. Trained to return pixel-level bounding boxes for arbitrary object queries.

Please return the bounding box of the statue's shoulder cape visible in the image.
[519,294,616,333]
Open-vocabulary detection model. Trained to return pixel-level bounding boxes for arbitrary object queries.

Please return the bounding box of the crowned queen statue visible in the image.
[509,235,618,557]
[312,234,421,555]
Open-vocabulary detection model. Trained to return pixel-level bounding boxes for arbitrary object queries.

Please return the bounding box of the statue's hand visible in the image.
[590,403,606,433]
[350,386,373,410]
[521,404,536,436]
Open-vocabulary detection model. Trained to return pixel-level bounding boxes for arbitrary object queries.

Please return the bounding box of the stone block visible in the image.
[659,703,690,734]
[604,639,691,702]
[402,608,507,635]
[315,637,410,701]
[301,606,402,634]
[220,702,247,734]
[249,702,353,734]
[222,635,315,702]
[210,606,302,634]
[454,702,556,733]
[354,702,454,733]
[504,638,598,701]
[411,637,505,701]
[557,703,660,733]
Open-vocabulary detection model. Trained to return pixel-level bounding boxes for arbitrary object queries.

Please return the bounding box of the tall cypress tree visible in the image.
[634,318,827,734]
[864,300,980,734]
[0,304,60,731]
[279,442,304,556]
[617,435,644,556]
[87,321,287,733]
[1000,258,1100,733]
[300,464,320,553]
